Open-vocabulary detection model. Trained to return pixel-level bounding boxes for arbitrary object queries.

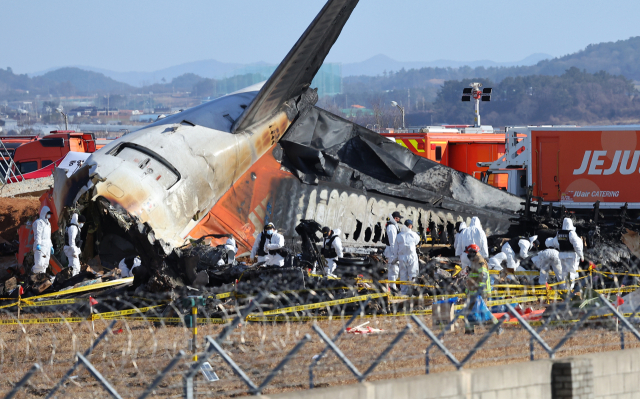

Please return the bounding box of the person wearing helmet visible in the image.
[546,218,584,289]
[390,219,421,296]
[383,211,402,291]
[263,223,286,267]
[463,244,500,334]
[251,224,272,264]
[501,236,539,270]
[321,226,343,277]
[32,206,54,275]
[63,213,86,276]
[458,217,488,270]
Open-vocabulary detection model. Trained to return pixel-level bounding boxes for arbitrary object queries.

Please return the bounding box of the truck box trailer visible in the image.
[482,126,640,211]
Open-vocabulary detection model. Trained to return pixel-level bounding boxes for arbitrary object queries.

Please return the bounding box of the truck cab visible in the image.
[12,131,96,174]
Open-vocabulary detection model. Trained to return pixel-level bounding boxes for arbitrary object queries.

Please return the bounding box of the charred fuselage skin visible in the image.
[80,88,292,254]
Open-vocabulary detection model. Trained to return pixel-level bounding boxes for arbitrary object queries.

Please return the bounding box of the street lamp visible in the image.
[56,107,68,131]
[391,101,405,129]
[461,83,491,127]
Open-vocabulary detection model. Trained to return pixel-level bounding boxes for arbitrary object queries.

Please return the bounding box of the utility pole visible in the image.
[56,108,68,130]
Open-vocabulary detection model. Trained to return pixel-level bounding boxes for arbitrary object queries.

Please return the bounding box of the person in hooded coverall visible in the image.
[501,236,538,270]
[454,221,467,257]
[218,237,238,265]
[251,225,271,264]
[390,220,421,296]
[383,211,402,291]
[321,226,343,276]
[546,218,584,289]
[119,256,141,277]
[459,217,489,270]
[263,223,286,267]
[532,248,563,286]
[32,206,54,275]
[63,213,85,276]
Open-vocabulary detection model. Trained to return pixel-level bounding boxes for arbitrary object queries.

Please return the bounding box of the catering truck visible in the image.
[480,126,640,212]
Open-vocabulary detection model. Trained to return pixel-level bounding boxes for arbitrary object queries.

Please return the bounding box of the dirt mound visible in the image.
[0,196,40,241]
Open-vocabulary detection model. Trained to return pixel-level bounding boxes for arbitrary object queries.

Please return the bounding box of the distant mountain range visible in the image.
[340,53,552,77]
[29,54,552,87]
[6,36,640,97]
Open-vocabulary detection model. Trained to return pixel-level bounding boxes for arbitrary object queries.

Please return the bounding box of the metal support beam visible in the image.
[76,353,123,399]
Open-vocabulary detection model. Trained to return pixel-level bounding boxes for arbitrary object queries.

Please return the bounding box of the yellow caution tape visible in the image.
[250,292,389,318]
[0,317,87,325]
[26,278,134,300]
[94,305,163,320]
[0,302,19,310]
[21,298,88,308]
[485,296,539,307]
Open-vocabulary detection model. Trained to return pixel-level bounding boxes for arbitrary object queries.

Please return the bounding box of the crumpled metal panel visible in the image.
[71,109,291,254]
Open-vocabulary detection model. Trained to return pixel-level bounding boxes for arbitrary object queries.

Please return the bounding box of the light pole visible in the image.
[56,107,68,131]
[391,101,405,129]
[461,83,491,127]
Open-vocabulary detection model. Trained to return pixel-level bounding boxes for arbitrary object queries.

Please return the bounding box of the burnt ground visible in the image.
[0,311,637,398]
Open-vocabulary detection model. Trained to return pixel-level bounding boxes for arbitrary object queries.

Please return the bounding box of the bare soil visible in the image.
[0,312,635,398]
[0,196,40,241]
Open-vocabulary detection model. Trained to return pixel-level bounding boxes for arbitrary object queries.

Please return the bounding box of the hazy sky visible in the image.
[4,0,640,73]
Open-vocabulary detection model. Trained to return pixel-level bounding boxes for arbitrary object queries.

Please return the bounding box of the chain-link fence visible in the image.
[1,273,640,399]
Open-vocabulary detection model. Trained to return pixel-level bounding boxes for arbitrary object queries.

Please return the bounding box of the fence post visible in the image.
[309,299,369,388]
[45,320,117,399]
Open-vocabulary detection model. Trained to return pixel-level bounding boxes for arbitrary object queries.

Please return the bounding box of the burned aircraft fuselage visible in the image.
[55,0,524,285]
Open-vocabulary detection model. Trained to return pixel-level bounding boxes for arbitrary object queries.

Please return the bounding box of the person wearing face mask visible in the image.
[263,223,286,267]
[251,225,271,264]
[32,206,54,275]
[321,226,343,277]
[63,213,86,276]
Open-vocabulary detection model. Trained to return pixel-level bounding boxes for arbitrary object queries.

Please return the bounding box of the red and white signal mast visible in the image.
[461,83,492,127]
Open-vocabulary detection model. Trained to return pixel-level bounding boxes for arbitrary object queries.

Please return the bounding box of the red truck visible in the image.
[12,131,97,174]
[481,126,640,213]
[382,128,509,189]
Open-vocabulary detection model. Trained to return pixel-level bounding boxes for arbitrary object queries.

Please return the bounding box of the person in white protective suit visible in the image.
[63,213,85,276]
[32,206,54,274]
[501,236,539,270]
[218,236,238,265]
[454,221,468,256]
[383,211,402,291]
[390,219,421,296]
[321,226,343,277]
[531,249,562,286]
[546,218,584,289]
[263,223,286,267]
[119,256,141,277]
[251,225,271,264]
[459,217,489,270]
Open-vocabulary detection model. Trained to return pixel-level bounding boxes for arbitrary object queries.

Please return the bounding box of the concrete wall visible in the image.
[245,348,640,399]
